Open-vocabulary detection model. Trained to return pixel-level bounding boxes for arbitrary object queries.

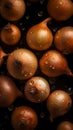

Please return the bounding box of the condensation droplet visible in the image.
[55,92,58,96]
[38,99,41,102]
[44,61,48,65]
[40,0,45,4]
[37,11,44,17]
[26,15,30,20]
[41,91,44,96]
[49,78,56,85]
[29,72,32,76]
[40,112,45,118]
[22,27,25,31]
[45,54,48,57]
[30,31,33,34]
[24,74,27,77]
[29,80,34,86]
[8,105,14,111]
[59,1,63,5]
[67,87,73,95]
[19,23,23,26]
[51,85,56,91]
[39,44,42,48]
[53,28,58,33]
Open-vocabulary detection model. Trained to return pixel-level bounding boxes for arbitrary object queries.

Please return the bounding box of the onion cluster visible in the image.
[0,0,73,130]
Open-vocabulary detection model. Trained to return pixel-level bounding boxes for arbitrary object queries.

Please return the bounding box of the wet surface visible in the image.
[0,0,73,130]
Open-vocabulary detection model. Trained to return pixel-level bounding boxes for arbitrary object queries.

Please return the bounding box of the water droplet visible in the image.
[51,85,56,91]
[22,27,25,31]
[45,54,48,57]
[8,105,14,111]
[30,31,33,34]
[24,74,27,77]
[67,87,73,95]
[26,15,30,20]
[40,112,45,118]
[19,23,23,26]
[40,0,45,4]
[37,11,44,17]
[39,44,42,48]
[55,92,58,96]
[45,61,48,65]
[29,72,32,76]
[52,66,55,70]
[60,1,63,5]
[53,28,58,33]
[49,78,56,85]
[29,80,34,86]
[41,91,44,96]
[38,99,41,102]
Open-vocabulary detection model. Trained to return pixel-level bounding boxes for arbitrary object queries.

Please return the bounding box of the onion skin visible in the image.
[1,23,21,46]
[54,26,73,54]
[26,18,53,51]
[24,76,50,103]
[7,48,38,80]
[40,50,73,77]
[11,106,38,130]
[47,0,73,21]
[0,0,26,21]
[0,75,22,107]
[47,90,72,121]
[57,121,73,130]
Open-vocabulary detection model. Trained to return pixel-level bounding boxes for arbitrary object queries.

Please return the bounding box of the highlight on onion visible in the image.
[54,26,73,54]
[7,48,38,80]
[47,90,72,121]
[40,50,73,77]
[24,76,50,103]
[11,106,38,130]
[57,121,73,130]
[47,0,73,21]
[26,18,53,51]
[0,0,26,21]
[1,23,21,46]
[0,75,22,107]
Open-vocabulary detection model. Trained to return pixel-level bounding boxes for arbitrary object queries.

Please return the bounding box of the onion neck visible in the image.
[65,68,73,77]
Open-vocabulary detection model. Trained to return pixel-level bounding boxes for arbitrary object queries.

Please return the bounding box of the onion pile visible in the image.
[0,0,73,130]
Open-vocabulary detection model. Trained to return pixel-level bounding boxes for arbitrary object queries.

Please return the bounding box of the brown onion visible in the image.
[11,106,38,130]
[57,121,73,130]
[7,48,38,80]
[24,76,50,103]
[0,75,22,107]
[40,50,73,77]
[47,90,72,121]
[26,18,53,51]
[0,0,26,21]
[1,23,21,46]
[54,26,73,54]
[47,0,73,21]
